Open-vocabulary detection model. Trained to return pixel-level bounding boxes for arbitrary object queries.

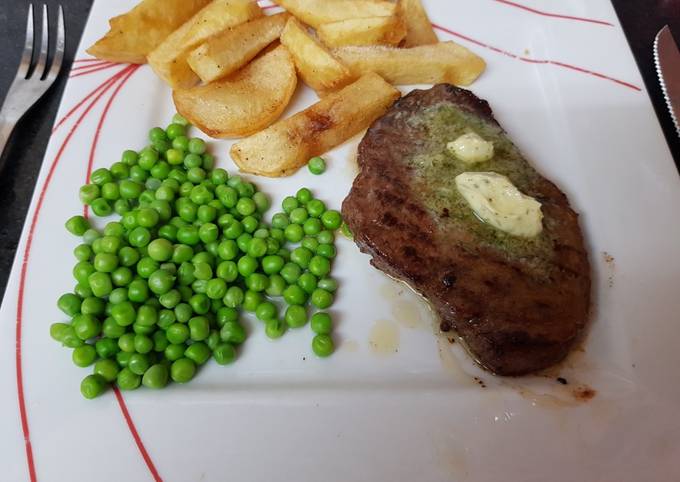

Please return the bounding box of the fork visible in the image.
[0,4,65,158]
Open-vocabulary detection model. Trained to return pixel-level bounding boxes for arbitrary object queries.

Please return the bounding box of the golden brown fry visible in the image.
[280,17,355,95]
[333,42,486,86]
[148,0,263,88]
[86,0,211,64]
[187,13,290,83]
[317,16,407,47]
[399,0,438,47]
[230,72,400,177]
[272,0,396,28]
[174,46,297,138]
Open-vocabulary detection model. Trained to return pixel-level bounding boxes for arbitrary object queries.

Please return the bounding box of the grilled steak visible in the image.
[342,84,590,375]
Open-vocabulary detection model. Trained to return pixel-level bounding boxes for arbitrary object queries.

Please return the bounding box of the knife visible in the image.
[654,25,680,137]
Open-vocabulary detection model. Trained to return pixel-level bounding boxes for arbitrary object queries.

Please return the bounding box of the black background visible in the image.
[0,0,678,302]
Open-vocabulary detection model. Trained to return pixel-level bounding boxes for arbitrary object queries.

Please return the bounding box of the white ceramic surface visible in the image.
[1,1,679,481]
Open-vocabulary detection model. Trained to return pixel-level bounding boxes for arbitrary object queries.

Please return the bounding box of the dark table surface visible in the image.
[0,0,678,303]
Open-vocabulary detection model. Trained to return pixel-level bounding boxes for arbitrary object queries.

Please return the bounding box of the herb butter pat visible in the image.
[454,172,543,238]
[447,132,494,164]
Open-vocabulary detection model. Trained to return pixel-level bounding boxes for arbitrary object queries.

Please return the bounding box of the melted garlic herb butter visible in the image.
[447,132,494,164]
[454,172,543,238]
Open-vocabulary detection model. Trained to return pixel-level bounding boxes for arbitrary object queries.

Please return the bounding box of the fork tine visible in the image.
[33,4,49,79]
[46,5,65,83]
[16,4,34,79]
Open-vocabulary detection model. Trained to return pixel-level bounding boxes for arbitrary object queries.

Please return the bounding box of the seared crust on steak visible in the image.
[342,84,590,375]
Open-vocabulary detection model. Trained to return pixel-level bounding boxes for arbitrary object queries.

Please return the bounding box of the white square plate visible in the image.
[1,1,679,481]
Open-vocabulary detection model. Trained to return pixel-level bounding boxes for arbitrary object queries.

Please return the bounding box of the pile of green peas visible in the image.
[52,114,341,399]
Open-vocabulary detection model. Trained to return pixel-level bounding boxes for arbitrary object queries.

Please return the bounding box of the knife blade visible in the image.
[654,25,680,137]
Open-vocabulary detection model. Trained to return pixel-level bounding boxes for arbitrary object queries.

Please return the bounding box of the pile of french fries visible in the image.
[87,0,485,177]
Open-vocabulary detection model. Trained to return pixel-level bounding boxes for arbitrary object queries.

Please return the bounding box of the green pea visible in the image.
[91,198,113,217]
[297,272,318,294]
[128,353,150,375]
[308,156,326,175]
[82,229,101,245]
[65,215,90,236]
[50,322,70,343]
[246,273,269,292]
[283,285,307,305]
[197,205,217,223]
[110,161,130,180]
[73,243,93,262]
[311,312,333,335]
[185,342,211,365]
[213,343,236,365]
[157,309,176,330]
[236,256,257,277]
[312,334,334,357]
[187,166,206,183]
[116,351,132,368]
[142,364,169,389]
[210,168,228,185]
[301,236,319,252]
[247,238,267,258]
[171,358,197,383]
[280,262,302,284]
[122,149,139,165]
[177,225,200,245]
[94,253,118,273]
[307,199,326,218]
[136,257,159,278]
[166,323,190,344]
[289,207,308,225]
[266,274,287,297]
[164,343,185,361]
[147,238,173,262]
[128,279,150,302]
[295,188,312,204]
[133,323,154,335]
[73,282,93,299]
[340,222,353,239]
[265,319,286,339]
[134,334,154,354]
[242,290,262,312]
[188,316,210,341]
[188,137,206,154]
[72,345,97,367]
[73,261,95,285]
[130,164,149,183]
[284,224,304,243]
[220,321,247,344]
[261,255,284,274]
[174,302,193,323]
[81,297,106,316]
[148,269,175,295]
[255,301,277,321]
[78,185,99,204]
[309,255,331,277]
[94,359,119,382]
[216,185,238,208]
[91,167,113,186]
[266,237,280,255]
[94,338,119,359]
[88,271,113,297]
[60,325,84,348]
[284,305,307,328]
[303,218,323,235]
[242,215,259,233]
[311,288,334,309]
[117,367,141,390]
[291,247,313,269]
[173,113,189,126]
[81,374,106,399]
[189,293,210,314]
[172,244,194,264]
[58,293,82,316]
[317,277,338,293]
[236,233,252,253]
[102,317,126,338]
[101,182,120,201]
[252,192,270,212]
[129,226,151,248]
[317,243,337,259]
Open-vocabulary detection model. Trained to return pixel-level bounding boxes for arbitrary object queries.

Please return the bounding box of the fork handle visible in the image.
[0,115,17,160]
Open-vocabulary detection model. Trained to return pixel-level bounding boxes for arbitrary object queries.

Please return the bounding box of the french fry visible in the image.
[333,42,486,86]
[280,17,355,95]
[174,46,297,138]
[187,13,290,83]
[317,16,407,47]
[230,72,400,177]
[86,0,211,64]
[399,0,438,47]
[148,0,263,88]
[272,0,396,28]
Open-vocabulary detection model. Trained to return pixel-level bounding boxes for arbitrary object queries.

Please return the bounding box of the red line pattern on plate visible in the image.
[53,66,130,134]
[83,66,140,218]
[71,61,114,72]
[113,387,163,482]
[492,0,614,27]
[15,64,135,482]
[70,62,121,78]
[431,23,641,91]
